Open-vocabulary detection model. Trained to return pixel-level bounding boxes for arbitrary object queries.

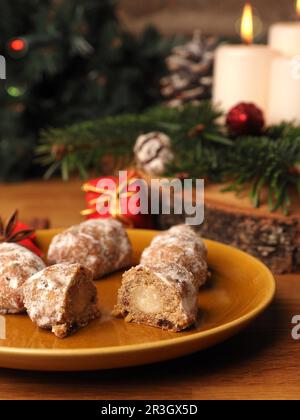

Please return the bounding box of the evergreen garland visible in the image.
[38,102,300,214]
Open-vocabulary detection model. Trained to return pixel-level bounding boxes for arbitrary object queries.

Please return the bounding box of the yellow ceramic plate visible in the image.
[0,229,275,371]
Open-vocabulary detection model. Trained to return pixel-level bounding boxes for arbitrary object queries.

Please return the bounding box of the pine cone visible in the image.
[134,132,174,176]
[160,31,219,107]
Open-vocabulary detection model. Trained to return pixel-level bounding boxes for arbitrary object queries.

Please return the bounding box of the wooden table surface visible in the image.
[0,179,300,400]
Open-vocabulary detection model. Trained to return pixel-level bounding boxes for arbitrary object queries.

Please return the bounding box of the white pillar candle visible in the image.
[269,23,300,57]
[268,54,300,125]
[213,44,272,115]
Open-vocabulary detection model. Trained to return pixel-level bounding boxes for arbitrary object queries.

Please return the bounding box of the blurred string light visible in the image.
[9,39,26,51]
[235,4,263,41]
[7,34,93,59]
[7,38,28,57]
[6,85,26,98]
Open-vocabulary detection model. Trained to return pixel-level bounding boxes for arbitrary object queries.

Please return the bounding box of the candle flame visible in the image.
[240,3,254,44]
[297,0,300,17]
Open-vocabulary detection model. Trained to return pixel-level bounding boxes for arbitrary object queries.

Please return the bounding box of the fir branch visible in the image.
[38,102,221,179]
[223,132,300,212]
[37,102,300,214]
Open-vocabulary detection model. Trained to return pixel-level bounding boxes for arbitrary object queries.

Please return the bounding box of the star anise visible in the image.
[0,210,34,244]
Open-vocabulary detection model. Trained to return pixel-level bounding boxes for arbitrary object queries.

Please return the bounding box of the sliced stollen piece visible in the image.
[141,224,208,288]
[23,263,100,338]
[0,243,46,314]
[113,262,199,332]
[47,218,133,279]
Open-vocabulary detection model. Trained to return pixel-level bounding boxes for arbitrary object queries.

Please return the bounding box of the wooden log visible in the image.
[157,183,300,274]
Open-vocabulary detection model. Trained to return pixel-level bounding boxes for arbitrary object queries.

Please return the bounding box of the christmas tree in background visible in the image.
[0,0,173,181]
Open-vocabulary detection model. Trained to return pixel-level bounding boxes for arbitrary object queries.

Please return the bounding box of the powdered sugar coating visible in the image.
[0,243,45,314]
[128,262,193,289]
[114,225,207,331]
[47,219,133,279]
[24,265,74,328]
[169,225,207,255]
[23,263,99,336]
[141,224,208,288]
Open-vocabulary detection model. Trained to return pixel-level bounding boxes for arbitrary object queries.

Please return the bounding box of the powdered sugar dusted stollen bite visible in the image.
[0,243,46,314]
[23,263,100,338]
[47,219,133,279]
[113,262,198,332]
[141,224,208,288]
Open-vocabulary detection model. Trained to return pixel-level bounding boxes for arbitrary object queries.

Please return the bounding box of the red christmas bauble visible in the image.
[226,102,265,137]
